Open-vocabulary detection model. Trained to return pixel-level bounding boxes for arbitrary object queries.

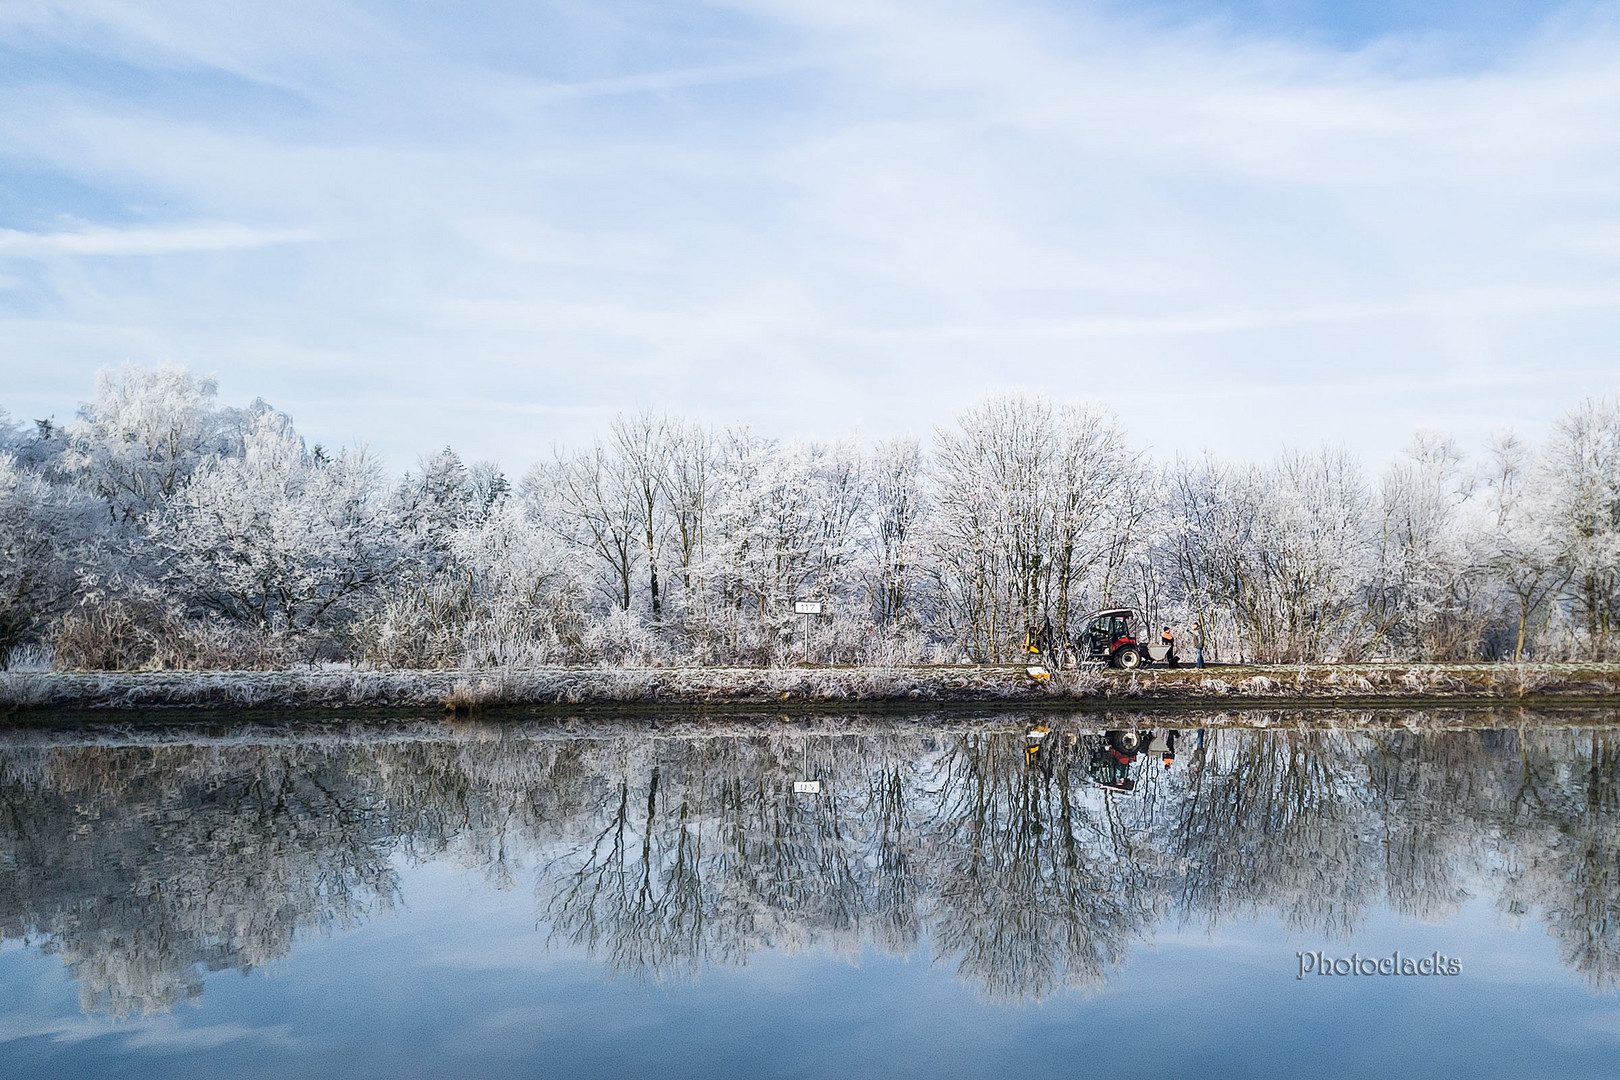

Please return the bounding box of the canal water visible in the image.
[2,715,1618,1078]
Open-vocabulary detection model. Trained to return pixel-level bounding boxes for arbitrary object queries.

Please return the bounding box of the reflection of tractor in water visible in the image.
[1018,728,1190,797]
[1084,729,1180,792]
[1087,730,1145,792]
[1077,608,1176,669]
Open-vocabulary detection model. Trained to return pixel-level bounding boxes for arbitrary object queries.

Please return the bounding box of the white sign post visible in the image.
[793,600,822,662]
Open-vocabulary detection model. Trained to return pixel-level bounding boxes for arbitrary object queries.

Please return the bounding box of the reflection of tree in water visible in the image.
[0,746,399,1016]
[1160,732,1382,939]
[541,735,929,980]
[926,733,1155,998]
[1488,731,1620,991]
[1360,730,1504,923]
[3,722,1620,1010]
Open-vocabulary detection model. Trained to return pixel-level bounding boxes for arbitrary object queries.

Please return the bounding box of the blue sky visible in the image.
[2,1,1617,469]
[1125,0,1567,53]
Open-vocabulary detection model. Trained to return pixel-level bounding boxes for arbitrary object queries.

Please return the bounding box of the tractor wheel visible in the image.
[1114,646,1141,670]
[1108,731,1141,754]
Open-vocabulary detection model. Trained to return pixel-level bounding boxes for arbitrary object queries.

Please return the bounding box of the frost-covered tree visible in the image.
[1544,397,1620,659]
[64,365,251,525]
[1469,432,1565,661]
[930,396,1053,659]
[0,452,95,665]
[1367,434,1478,660]
[1168,449,1374,662]
[159,413,396,649]
[534,443,639,612]
[1253,449,1375,661]
[699,432,868,661]
[930,397,1148,661]
[610,411,670,621]
[864,436,925,628]
[662,417,714,597]
[1164,454,1232,660]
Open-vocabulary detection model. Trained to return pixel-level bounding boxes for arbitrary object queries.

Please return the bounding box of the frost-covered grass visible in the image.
[0,665,1098,711]
[2,662,1616,712]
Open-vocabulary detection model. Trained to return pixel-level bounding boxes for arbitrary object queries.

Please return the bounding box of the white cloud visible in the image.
[1,1,1618,467]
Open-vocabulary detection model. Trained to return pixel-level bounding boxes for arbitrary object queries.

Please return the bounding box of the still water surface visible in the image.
[3,714,1619,1078]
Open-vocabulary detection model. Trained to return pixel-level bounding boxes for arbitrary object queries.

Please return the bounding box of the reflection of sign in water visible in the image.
[793,780,822,794]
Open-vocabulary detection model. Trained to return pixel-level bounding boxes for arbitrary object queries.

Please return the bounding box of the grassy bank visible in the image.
[2,662,1618,713]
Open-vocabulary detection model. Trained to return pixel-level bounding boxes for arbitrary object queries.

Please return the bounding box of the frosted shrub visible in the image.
[358,498,589,668]
[456,573,591,667]
[51,589,287,670]
[860,624,936,667]
[581,608,674,667]
[353,584,469,668]
[810,613,878,665]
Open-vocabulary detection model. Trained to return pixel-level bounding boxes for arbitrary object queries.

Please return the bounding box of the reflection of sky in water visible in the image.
[5,865,1618,1080]
[2,722,1619,1077]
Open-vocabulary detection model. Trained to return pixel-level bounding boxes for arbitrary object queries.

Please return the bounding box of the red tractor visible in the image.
[1076,607,1175,669]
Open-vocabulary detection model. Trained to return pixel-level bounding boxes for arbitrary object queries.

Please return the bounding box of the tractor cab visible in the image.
[1079,607,1142,668]
[1078,607,1177,669]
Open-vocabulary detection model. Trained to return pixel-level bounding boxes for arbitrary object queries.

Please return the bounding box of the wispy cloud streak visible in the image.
[0,225,317,257]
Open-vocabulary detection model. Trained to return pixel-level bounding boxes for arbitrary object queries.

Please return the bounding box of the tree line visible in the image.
[1,364,1616,669]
